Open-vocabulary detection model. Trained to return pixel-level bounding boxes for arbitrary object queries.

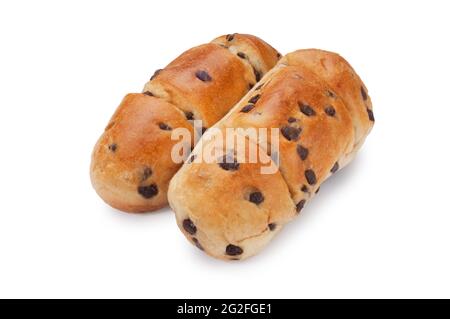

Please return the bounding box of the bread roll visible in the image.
[91,34,280,212]
[168,49,374,260]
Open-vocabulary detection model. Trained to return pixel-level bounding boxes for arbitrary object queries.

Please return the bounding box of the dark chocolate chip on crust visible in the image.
[296,200,306,213]
[248,94,261,104]
[249,191,264,205]
[141,166,152,182]
[137,184,158,199]
[237,52,247,59]
[299,103,316,116]
[219,155,240,171]
[331,162,339,173]
[297,145,309,161]
[301,185,309,193]
[255,83,264,90]
[192,237,204,251]
[325,106,336,117]
[150,69,162,80]
[361,86,368,101]
[185,111,194,120]
[226,244,243,256]
[253,67,261,82]
[158,123,172,131]
[108,143,117,152]
[281,126,301,141]
[288,117,297,123]
[187,154,197,163]
[268,223,277,231]
[248,83,254,90]
[305,169,317,185]
[143,91,154,96]
[326,90,336,98]
[226,33,235,41]
[183,218,197,235]
[367,108,375,121]
[195,70,212,82]
[276,52,282,59]
[240,104,254,113]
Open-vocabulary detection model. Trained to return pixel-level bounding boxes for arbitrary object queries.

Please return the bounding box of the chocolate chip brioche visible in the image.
[91,34,280,212]
[168,49,374,260]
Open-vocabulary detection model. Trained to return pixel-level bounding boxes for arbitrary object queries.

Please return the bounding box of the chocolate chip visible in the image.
[158,123,172,131]
[219,155,240,171]
[226,244,243,256]
[143,91,154,96]
[296,200,306,213]
[192,237,204,251]
[137,184,158,199]
[331,162,339,173]
[297,145,309,161]
[240,104,254,113]
[185,111,194,120]
[248,94,261,104]
[195,70,212,82]
[281,126,301,141]
[248,83,254,90]
[237,52,247,59]
[108,143,117,152]
[226,33,235,41]
[315,187,320,194]
[299,103,316,116]
[150,69,162,80]
[301,185,309,193]
[325,106,336,117]
[249,191,264,205]
[255,83,264,90]
[187,154,196,163]
[253,67,261,82]
[361,86,368,101]
[305,169,317,185]
[288,117,297,123]
[268,223,277,231]
[276,52,282,59]
[141,166,152,181]
[326,90,336,98]
[183,218,197,235]
[367,108,375,121]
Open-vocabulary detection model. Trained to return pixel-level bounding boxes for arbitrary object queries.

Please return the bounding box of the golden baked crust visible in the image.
[168,131,296,260]
[282,49,374,166]
[90,34,280,213]
[143,43,254,127]
[91,94,194,212]
[168,49,373,260]
[211,33,281,82]
[220,64,354,205]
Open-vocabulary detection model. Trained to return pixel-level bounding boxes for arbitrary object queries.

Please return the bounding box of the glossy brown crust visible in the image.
[143,43,254,127]
[282,49,374,166]
[91,94,194,212]
[212,33,281,80]
[168,50,373,260]
[91,34,280,213]
[221,64,354,205]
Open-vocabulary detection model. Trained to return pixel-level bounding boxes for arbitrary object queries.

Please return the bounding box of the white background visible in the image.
[1,0,449,298]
